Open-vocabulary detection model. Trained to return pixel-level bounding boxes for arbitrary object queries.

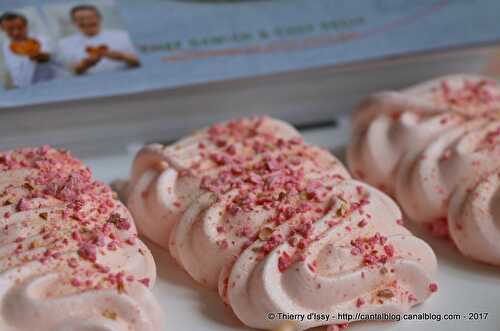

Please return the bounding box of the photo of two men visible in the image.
[0,3,140,89]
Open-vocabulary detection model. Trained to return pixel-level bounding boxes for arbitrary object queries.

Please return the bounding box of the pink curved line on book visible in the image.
[162,0,449,62]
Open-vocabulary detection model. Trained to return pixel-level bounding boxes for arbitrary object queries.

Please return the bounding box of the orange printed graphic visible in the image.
[86,44,108,56]
[10,38,41,57]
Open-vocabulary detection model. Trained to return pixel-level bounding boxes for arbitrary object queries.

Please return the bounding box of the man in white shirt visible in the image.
[58,5,140,75]
[1,12,57,88]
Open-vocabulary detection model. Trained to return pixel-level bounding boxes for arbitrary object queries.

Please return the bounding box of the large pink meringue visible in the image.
[0,146,163,331]
[348,74,500,265]
[125,117,437,330]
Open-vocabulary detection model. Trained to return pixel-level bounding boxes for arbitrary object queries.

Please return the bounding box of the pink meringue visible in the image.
[348,74,500,265]
[0,146,163,331]
[125,117,437,330]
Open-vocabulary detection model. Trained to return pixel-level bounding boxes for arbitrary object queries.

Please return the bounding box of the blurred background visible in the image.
[0,0,499,157]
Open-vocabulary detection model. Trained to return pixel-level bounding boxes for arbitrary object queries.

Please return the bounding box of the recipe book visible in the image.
[1,0,500,154]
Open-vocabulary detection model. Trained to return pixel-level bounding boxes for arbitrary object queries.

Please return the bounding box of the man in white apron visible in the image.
[58,4,140,75]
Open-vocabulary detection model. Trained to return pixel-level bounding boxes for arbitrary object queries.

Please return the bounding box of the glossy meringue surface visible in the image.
[125,116,438,330]
[0,146,163,331]
[348,74,500,266]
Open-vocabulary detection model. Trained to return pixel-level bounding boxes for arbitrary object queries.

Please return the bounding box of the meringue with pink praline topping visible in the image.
[0,146,163,331]
[348,74,500,265]
[125,116,437,330]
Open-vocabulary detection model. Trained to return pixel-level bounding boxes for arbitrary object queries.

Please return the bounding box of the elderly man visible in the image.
[1,12,56,88]
[58,4,140,75]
